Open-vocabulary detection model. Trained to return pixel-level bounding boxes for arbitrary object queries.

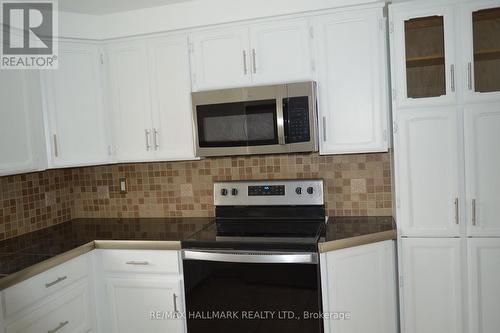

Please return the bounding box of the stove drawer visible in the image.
[100,250,180,274]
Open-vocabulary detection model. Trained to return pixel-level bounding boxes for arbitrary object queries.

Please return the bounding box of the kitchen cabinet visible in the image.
[464,103,500,237]
[107,35,196,162]
[190,18,313,91]
[0,70,46,176]
[467,238,500,333]
[462,2,500,103]
[320,241,398,333]
[42,41,111,168]
[390,4,457,108]
[105,277,184,333]
[314,7,389,154]
[400,238,464,333]
[395,107,461,237]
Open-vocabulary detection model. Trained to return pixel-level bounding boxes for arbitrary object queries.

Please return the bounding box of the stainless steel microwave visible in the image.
[192,81,318,157]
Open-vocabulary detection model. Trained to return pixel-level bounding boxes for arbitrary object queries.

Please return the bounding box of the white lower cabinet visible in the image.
[400,238,464,333]
[467,238,500,333]
[320,241,398,333]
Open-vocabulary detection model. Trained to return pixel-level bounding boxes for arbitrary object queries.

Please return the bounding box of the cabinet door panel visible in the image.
[107,41,154,161]
[315,8,388,154]
[43,42,110,167]
[401,238,464,333]
[148,35,196,160]
[191,28,251,91]
[468,238,500,333]
[106,277,184,333]
[249,19,312,84]
[390,5,456,108]
[396,108,460,237]
[464,104,500,236]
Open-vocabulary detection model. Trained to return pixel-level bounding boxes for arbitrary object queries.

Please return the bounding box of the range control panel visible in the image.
[214,179,324,206]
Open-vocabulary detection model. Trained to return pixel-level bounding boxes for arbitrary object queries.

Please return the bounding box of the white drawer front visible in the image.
[100,250,180,274]
[5,281,92,333]
[3,255,89,318]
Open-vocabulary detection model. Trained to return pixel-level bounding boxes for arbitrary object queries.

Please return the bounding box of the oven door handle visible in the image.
[182,250,318,264]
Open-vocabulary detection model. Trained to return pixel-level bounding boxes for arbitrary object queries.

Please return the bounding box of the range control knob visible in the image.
[295,187,302,195]
[220,188,228,196]
[231,188,238,196]
[307,187,314,195]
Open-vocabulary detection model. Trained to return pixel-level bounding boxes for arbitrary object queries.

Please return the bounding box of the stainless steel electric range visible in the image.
[182,179,326,333]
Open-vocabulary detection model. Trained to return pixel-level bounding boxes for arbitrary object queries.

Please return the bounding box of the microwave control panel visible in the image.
[284,96,310,144]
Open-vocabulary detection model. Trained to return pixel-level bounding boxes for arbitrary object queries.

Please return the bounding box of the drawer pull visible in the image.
[45,276,67,288]
[48,320,69,333]
[125,261,150,266]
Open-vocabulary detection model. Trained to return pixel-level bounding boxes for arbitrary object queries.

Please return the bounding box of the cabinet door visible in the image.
[0,70,46,176]
[462,2,500,102]
[464,103,500,236]
[467,238,500,333]
[148,35,196,161]
[320,241,398,333]
[249,19,312,84]
[105,277,185,333]
[401,238,464,333]
[315,8,389,154]
[396,108,461,237]
[107,41,154,162]
[43,42,111,168]
[390,4,457,108]
[190,28,251,91]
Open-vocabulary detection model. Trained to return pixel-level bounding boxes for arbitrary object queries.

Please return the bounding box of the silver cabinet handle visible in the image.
[145,129,151,151]
[53,134,59,157]
[126,260,149,265]
[252,48,257,74]
[472,199,477,226]
[242,50,248,75]
[45,276,67,288]
[468,62,473,90]
[450,64,455,92]
[173,293,178,313]
[153,128,160,150]
[322,116,327,142]
[454,198,459,225]
[48,321,69,333]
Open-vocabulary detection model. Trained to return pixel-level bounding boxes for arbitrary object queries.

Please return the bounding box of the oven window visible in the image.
[196,99,279,147]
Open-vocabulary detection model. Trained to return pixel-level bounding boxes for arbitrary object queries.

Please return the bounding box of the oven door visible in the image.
[182,250,323,333]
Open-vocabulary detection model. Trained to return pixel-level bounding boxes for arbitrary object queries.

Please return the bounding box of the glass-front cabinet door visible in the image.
[390,5,456,108]
[463,2,500,102]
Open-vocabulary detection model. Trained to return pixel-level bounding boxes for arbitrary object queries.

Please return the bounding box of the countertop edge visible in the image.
[94,240,182,250]
[318,229,397,253]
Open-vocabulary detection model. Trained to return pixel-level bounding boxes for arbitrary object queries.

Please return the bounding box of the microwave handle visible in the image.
[276,98,286,145]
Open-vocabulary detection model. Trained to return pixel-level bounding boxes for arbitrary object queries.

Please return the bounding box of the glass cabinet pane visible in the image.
[404,16,446,98]
[473,7,500,93]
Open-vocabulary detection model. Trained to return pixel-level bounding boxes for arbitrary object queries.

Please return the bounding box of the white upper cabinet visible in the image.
[395,107,460,237]
[148,35,196,161]
[390,4,457,108]
[467,238,500,333]
[401,238,464,333]
[464,103,500,237]
[314,7,389,154]
[107,40,154,162]
[43,42,111,168]
[249,19,312,84]
[0,70,46,176]
[190,19,313,91]
[190,28,251,91]
[461,1,500,103]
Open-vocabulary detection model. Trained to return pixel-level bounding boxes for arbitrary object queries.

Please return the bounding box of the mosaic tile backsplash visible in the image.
[0,152,392,241]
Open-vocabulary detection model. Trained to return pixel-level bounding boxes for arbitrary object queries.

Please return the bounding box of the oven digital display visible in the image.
[248,185,285,196]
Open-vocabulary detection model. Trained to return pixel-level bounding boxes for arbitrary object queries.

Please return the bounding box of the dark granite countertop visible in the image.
[318,216,396,252]
[0,218,214,280]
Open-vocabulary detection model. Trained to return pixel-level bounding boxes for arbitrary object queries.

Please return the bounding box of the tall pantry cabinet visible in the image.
[389,1,500,333]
